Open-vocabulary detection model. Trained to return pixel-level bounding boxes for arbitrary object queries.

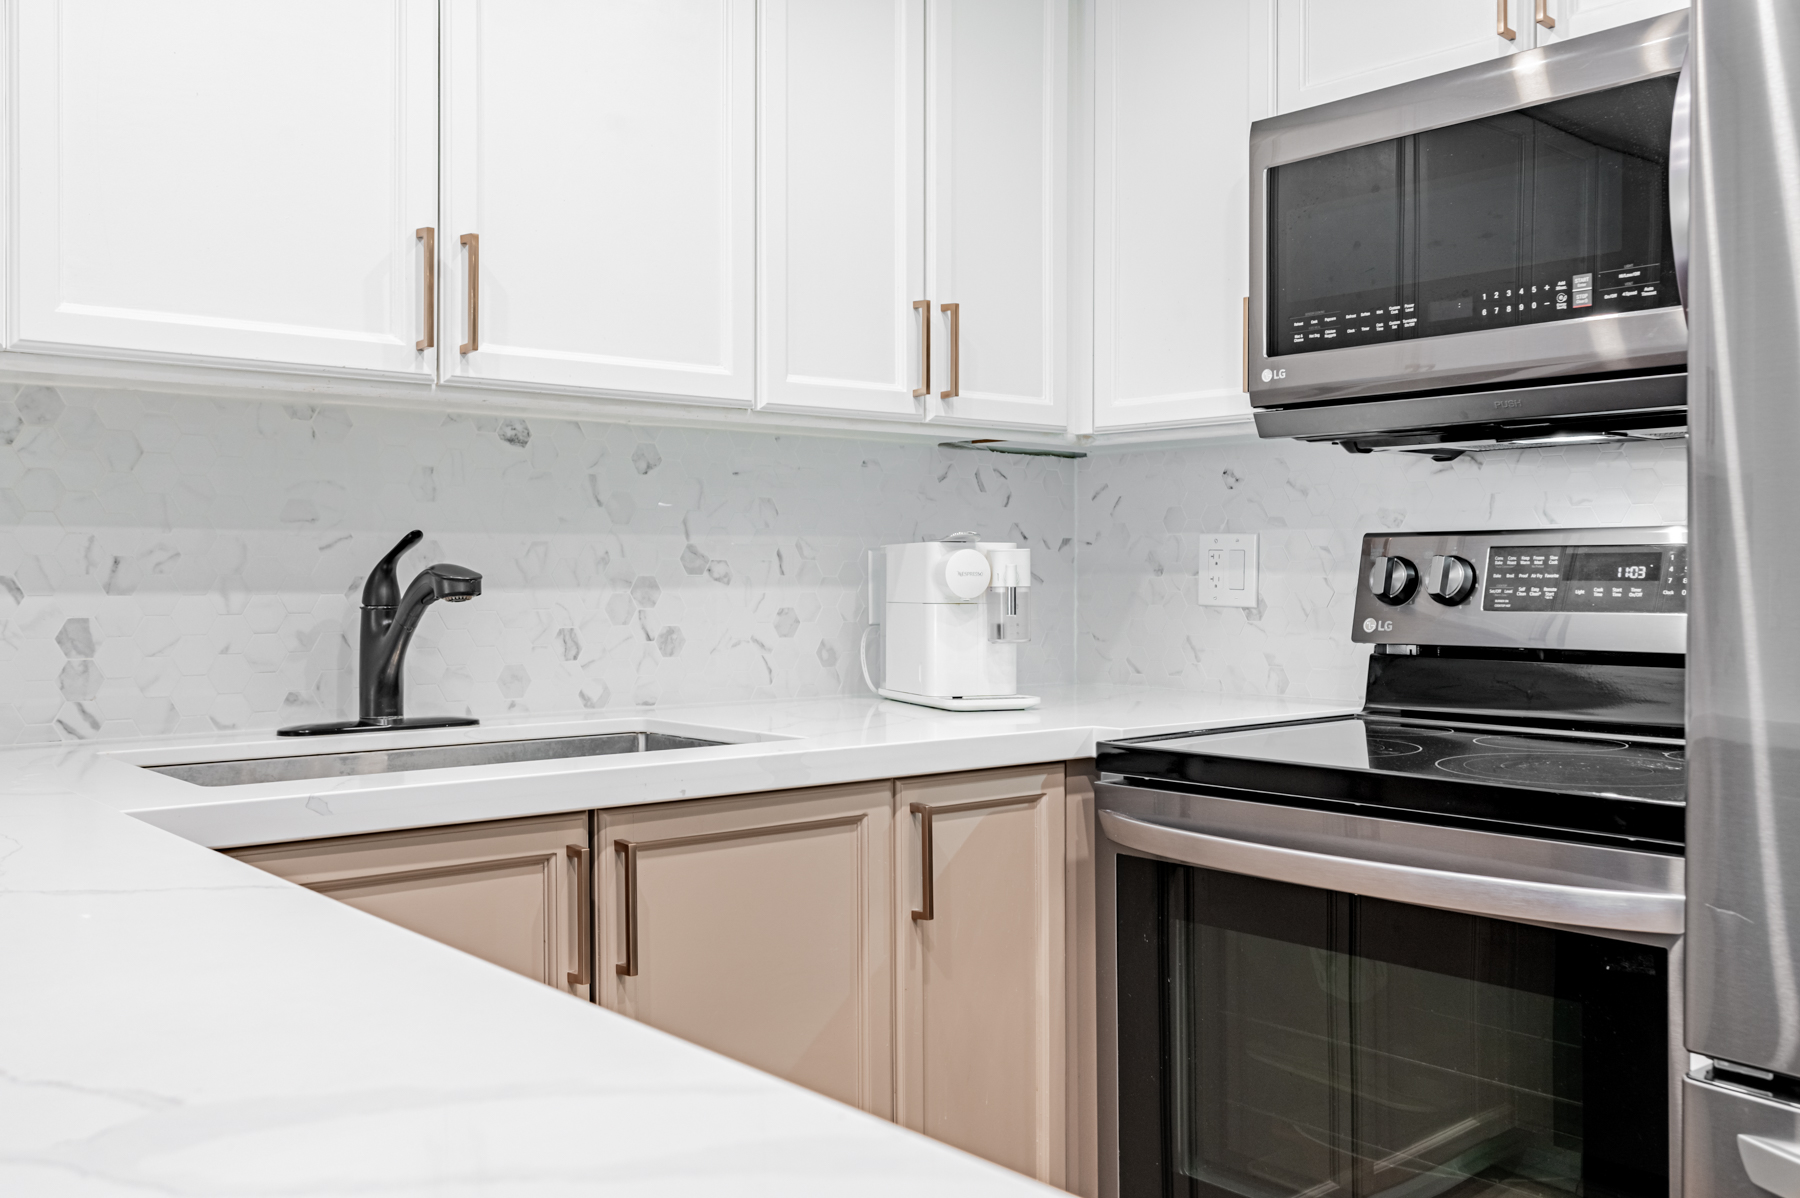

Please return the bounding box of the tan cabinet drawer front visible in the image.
[229,813,589,996]
[597,781,894,1118]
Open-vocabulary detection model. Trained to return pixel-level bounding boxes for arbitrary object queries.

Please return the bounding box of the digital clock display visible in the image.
[1483,544,1686,613]
[1564,550,1663,584]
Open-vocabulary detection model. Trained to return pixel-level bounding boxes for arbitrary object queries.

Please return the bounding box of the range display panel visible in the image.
[1483,544,1688,613]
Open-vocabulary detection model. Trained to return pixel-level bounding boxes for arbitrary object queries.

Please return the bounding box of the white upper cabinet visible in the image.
[1093,0,1262,432]
[758,0,927,419]
[440,0,756,405]
[1534,0,1686,46]
[12,1,437,378]
[926,0,1067,431]
[1276,0,1528,114]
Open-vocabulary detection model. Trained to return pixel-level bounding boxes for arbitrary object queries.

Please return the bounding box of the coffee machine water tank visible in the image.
[867,536,1040,712]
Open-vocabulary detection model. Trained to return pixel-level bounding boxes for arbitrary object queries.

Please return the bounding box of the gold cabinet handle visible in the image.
[1535,0,1554,28]
[1497,0,1516,39]
[939,302,961,400]
[909,802,935,921]
[458,233,479,354]
[913,299,932,398]
[566,843,591,988]
[614,838,638,976]
[415,227,435,351]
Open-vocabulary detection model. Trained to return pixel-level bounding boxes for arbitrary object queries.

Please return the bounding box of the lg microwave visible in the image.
[1247,13,1689,456]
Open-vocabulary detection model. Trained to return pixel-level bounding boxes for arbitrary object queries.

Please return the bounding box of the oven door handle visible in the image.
[1099,810,1683,934]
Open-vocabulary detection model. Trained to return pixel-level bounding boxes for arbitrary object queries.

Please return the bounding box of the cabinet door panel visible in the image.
[1094,0,1258,431]
[1535,0,1685,45]
[897,765,1066,1185]
[441,0,755,403]
[927,0,1067,430]
[13,0,437,377]
[1277,0,1525,114]
[758,0,927,418]
[598,782,893,1117]
[229,813,590,999]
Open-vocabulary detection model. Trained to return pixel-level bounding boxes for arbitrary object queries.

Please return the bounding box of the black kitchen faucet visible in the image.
[279,530,482,736]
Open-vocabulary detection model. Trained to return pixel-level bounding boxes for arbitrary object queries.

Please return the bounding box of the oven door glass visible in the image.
[1266,75,1678,358]
[1116,857,1669,1198]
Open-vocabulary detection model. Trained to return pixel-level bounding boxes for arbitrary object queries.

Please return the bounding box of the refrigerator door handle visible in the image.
[1742,1135,1800,1198]
[1100,809,1683,934]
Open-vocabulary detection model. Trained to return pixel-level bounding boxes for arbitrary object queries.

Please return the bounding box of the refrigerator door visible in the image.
[1685,1077,1800,1198]
[1686,0,1800,1073]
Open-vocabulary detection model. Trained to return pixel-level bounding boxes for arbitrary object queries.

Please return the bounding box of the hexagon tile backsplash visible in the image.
[1076,436,1688,703]
[0,386,1075,744]
[0,383,1693,745]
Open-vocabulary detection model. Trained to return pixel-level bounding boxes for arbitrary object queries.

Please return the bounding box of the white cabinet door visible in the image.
[1535,0,1685,46]
[1093,0,1260,431]
[1277,0,1527,114]
[441,0,755,405]
[926,0,1067,431]
[758,0,927,419]
[13,1,437,378]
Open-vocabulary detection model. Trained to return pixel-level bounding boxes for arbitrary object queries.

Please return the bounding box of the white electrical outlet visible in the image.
[1198,533,1258,608]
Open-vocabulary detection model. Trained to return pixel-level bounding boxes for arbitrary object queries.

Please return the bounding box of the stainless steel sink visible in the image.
[147,731,729,788]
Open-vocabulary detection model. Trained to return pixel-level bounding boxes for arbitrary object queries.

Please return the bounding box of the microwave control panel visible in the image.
[1483,544,1688,613]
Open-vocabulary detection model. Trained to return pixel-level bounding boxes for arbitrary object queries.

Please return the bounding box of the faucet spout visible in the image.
[279,531,484,736]
[360,553,483,723]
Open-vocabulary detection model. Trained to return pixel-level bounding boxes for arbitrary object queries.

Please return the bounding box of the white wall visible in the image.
[0,385,1076,743]
[1076,436,1688,701]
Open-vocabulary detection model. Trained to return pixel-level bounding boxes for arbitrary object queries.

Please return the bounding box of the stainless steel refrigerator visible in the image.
[1686,0,1800,1194]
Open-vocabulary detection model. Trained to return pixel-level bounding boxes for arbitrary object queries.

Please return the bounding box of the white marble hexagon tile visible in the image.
[1076,436,1688,703]
[0,386,1076,743]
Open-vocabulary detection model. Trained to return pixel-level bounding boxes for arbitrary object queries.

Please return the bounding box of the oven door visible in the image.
[1246,13,1688,433]
[1097,783,1686,1198]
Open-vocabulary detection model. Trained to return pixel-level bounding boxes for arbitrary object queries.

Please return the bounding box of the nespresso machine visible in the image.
[862,534,1038,712]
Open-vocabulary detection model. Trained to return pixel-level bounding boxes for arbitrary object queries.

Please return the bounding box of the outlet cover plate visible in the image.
[1199,534,1258,608]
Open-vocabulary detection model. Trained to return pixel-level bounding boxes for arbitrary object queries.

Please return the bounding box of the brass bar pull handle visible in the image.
[913,299,932,398]
[416,227,435,351]
[1535,0,1554,28]
[910,802,935,921]
[614,839,638,976]
[1497,0,1516,40]
[459,233,479,354]
[939,302,961,400]
[566,844,591,988]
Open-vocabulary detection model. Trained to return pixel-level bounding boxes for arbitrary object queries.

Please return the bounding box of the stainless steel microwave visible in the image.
[1247,14,1689,455]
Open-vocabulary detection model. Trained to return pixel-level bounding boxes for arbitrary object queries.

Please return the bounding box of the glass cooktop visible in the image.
[1098,716,1686,849]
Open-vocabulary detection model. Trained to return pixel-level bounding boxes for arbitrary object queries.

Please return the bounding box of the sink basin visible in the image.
[147,731,729,788]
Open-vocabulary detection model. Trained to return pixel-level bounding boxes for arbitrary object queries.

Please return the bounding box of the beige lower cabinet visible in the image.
[228,812,592,1001]
[895,764,1068,1187]
[594,781,894,1117]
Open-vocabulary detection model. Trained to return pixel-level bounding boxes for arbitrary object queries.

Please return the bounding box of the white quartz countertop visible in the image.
[0,686,1348,1195]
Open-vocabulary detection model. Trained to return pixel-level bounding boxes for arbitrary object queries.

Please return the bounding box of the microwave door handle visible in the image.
[1098,810,1683,934]
[1669,47,1693,311]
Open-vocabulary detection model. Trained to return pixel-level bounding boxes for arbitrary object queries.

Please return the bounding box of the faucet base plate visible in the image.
[277,716,480,738]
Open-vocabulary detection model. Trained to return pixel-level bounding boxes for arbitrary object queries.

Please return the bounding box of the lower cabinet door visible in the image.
[595,781,894,1117]
[228,812,592,1000]
[895,764,1067,1184]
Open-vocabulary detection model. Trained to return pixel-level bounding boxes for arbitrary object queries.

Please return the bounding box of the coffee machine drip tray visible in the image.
[876,687,1041,712]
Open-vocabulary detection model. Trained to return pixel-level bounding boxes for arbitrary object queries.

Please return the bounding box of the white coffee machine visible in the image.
[862,534,1038,712]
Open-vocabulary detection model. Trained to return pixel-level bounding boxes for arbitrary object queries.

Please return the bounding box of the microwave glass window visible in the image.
[1114,857,1671,1198]
[1268,75,1678,357]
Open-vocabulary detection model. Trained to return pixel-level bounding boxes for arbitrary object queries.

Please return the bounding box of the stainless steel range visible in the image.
[1095,526,1688,1198]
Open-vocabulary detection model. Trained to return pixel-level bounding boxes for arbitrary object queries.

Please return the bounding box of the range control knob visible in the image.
[1368,556,1418,605]
[1426,554,1478,605]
